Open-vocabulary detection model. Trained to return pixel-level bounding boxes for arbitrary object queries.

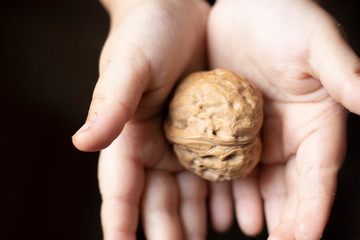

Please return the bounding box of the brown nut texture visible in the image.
[164,69,263,181]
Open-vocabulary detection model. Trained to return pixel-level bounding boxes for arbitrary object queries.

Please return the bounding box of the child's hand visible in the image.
[73,0,209,152]
[208,0,360,238]
[73,0,210,239]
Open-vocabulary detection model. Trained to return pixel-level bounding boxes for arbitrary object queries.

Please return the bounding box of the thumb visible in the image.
[72,41,151,152]
[310,21,360,114]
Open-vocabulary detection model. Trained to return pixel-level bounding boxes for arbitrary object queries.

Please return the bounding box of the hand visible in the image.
[72,0,211,239]
[208,0,360,239]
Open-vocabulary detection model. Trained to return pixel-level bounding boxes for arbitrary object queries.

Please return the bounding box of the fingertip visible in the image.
[209,182,234,233]
[267,236,282,240]
[340,73,360,115]
[211,215,233,233]
[321,62,360,115]
[310,23,360,114]
[232,176,263,236]
[72,123,96,152]
[72,113,125,152]
[237,207,263,236]
[267,221,295,240]
[72,129,113,152]
[294,200,328,240]
[294,221,323,240]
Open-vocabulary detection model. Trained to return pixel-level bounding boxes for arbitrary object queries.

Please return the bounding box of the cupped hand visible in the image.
[72,0,211,239]
[208,0,360,239]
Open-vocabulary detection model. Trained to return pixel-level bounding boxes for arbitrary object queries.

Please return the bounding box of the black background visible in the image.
[1,0,360,239]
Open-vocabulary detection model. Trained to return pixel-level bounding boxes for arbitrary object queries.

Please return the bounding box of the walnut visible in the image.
[164,69,263,181]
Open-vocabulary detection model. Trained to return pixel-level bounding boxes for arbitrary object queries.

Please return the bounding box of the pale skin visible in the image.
[72,0,360,239]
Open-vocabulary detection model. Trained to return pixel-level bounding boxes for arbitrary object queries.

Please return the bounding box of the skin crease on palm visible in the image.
[71,0,360,239]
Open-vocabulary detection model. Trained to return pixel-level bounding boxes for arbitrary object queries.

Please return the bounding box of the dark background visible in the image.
[1,0,360,239]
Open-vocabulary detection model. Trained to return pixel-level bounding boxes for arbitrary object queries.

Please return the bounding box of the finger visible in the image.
[268,221,295,240]
[280,156,298,220]
[309,17,360,114]
[98,142,145,240]
[294,118,346,239]
[141,169,183,240]
[209,181,233,233]
[232,171,263,236]
[260,165,286,233]
[267,157,297,240]
[72,1,209,152]
[176,171,208,240]
[72,38,151,151]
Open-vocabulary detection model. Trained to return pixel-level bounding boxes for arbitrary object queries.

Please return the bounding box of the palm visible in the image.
[208,0,347,238]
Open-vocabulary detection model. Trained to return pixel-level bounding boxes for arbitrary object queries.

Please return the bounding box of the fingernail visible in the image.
[72,121,93,138]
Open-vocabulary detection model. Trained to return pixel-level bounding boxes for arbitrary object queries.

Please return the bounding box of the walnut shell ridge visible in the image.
[164,69,263,181]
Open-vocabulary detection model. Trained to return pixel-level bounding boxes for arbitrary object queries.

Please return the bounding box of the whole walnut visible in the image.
[164,69,263,181]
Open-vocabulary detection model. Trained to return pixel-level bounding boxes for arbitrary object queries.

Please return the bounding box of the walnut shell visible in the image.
[164,69,263,181]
